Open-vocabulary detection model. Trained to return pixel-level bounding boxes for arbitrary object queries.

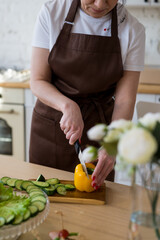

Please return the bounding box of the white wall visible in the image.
[127,6,160,66]
[0,1,160,69]
[0,0,47,69]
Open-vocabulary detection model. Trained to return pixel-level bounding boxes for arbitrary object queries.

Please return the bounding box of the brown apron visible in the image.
[29,0,123,181]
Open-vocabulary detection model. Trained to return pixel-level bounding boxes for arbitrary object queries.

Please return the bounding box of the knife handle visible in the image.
[74,140,80,154]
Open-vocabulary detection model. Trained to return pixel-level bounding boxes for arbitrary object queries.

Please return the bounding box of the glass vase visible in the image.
[128,163,160,240]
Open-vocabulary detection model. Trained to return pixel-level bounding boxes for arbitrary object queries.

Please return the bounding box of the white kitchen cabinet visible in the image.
[24,89,36,162]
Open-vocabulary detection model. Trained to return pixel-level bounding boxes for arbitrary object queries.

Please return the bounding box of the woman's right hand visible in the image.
[60,101,84,145]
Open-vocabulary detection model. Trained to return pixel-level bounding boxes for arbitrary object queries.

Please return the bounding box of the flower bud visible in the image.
[81,146,98,163]
[104,129,122,143]
[139,112,160,130]
[108,119,133,131]
[87,124,107,141]
[118,128,158,165]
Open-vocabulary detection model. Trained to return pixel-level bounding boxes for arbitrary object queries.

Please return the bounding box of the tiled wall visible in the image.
[0,1,160,69]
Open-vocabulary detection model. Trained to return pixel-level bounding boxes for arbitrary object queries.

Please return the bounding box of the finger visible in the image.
[69,132,82,145]
[64,127,70,135]
[91,159,105,185]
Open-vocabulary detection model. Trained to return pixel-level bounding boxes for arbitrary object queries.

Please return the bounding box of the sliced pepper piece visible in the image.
[74,163,95,192]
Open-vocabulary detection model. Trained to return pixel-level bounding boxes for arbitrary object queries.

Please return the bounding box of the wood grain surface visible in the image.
[1,158,155,240]
[48,180,106,205]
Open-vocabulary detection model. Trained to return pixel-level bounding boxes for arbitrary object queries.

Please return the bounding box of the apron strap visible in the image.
[63,0,80,35]
[111,5,118,38]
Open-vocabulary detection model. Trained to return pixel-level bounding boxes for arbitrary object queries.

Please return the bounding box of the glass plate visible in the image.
[0,192,50,240]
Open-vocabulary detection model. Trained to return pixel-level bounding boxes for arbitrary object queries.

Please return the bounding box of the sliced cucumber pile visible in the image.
[0,173,75,228]
[35,174,75,196]
[1,174,75,198]
[0,178,48,228]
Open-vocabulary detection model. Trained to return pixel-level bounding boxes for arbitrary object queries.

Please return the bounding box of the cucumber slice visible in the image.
[23,209,31,221]
[0,217,5,227]
[43,185,56,196]
[21,181,34,190]
[31,201,45,212]
[1,177,10,184]
[55,184,65,189]
[26,185,40,193]
[6,178,18,187]
[36,174,46,182]
[12,214,23,225]
[29,189,43,194]
[28,205,38,216]
[56,186,67,195]
[31,195,47,204]
[29,191,44,198]
[65,184,75,191]
[46,178,59,185]
[15,179,23,190]
[32,181,49,188]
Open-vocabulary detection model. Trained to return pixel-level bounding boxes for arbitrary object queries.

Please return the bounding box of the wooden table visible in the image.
[0,158,132,240]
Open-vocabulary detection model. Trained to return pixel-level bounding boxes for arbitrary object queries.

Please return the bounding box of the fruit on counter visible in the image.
[49,229,79,240]
[59,229,69,238]
[74,163,95,192]
[49,210,79,240]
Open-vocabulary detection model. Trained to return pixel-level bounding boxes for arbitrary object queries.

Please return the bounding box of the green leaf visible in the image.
[102,142,118,156]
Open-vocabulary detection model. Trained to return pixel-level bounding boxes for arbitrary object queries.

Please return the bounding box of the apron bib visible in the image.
[29,0,123,181]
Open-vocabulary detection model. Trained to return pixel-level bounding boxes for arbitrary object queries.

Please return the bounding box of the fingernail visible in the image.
[95,186,99,190]
[92,176,96,181]
[92,183,97,188]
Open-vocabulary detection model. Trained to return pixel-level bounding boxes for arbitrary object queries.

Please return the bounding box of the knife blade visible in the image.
[74,140,89,179]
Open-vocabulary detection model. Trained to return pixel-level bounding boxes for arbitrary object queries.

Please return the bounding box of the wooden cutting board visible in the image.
[48,180,106,205]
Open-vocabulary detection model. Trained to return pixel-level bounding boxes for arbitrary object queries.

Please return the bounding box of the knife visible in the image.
[74,140,89,179]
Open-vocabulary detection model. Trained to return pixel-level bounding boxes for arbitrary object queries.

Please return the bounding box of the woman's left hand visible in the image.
[91,148,115,189]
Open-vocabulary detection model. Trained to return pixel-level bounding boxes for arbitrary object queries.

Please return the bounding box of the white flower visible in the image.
[104,129,122,143]
[108,119,133,131]
[87,124,107,141]
[139,112,160,130]
[118,128,158,165]
[81,146,98,163]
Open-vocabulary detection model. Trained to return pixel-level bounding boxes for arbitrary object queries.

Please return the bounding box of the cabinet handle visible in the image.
[0,109,18,114]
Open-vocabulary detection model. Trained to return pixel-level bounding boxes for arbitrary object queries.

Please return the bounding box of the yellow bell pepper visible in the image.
[74,163,95,192]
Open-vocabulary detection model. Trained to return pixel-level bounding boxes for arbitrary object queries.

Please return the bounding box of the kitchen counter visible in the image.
[0,158,132,240]
[0,80,30,89]
[0,81,160,94]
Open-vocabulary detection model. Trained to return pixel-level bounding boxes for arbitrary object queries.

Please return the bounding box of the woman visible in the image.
[29,0,145,189]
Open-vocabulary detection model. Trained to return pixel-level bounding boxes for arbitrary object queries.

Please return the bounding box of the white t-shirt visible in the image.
[32,0,145,71]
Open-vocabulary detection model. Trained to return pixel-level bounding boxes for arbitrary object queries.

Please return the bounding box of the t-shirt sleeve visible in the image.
[32,4,49,49]
[124,21,145,72]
